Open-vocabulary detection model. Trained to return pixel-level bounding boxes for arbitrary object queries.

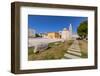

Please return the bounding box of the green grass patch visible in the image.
[79,40,88,58]
[28,47,34,55]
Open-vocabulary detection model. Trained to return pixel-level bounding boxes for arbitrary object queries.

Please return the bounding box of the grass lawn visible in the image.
[28,40,73,61]
[79,40,88,58]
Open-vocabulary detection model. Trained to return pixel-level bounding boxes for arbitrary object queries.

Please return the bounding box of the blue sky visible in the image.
[28,15,87,34]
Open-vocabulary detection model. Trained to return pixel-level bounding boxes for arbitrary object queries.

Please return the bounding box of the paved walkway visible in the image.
[63,40,82,59]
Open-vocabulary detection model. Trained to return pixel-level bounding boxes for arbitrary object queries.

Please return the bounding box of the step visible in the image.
[67,50,81,56]
[69,48,80,50]
[64,53,81,59]
[68,48,81,52]
[70,46,80,49]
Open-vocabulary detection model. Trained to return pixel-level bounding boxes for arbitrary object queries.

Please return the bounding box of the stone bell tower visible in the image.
[69,24,72,39]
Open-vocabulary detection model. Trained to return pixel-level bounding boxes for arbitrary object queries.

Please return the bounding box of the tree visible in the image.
[77,20,88,39]
[35,34,40,37]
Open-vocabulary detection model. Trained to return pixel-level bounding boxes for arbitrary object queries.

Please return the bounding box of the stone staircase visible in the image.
[63,40,82,59]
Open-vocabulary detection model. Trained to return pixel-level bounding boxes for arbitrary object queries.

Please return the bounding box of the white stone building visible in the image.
[61,24,73,41]
[61,28,70,40]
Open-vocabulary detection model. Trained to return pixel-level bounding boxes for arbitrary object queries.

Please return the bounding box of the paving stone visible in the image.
[64,53,81,59]
[67,50,81,56]
[68,48,80,52]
